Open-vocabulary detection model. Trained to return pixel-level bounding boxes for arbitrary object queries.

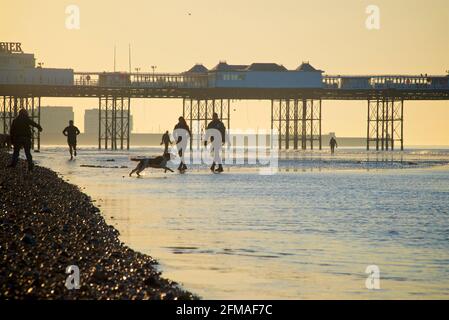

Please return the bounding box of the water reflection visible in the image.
[33,146,449,299]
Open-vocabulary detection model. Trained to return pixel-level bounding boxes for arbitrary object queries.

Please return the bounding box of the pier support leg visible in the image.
[1,96,40,150]
[293,100,299,150]
[271,98,322,150]
[367,98,403,151]
[301,99,307,150]
[183,98,230,150]
[98,95,131,150]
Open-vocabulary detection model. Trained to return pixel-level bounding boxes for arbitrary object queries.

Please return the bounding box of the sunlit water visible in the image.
[26,146,449,299]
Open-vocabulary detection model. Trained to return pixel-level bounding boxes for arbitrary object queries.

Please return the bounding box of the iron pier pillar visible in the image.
[271,98,322,150]
[367,98,403,151]
[183,98,231,150]
[98,95,131,150]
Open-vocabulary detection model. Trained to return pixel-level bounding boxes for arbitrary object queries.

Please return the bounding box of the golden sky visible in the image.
[1,0,448,145]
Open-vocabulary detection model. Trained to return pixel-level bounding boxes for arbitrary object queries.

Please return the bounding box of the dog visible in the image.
[129,152,174,176]
[0,134,11,149]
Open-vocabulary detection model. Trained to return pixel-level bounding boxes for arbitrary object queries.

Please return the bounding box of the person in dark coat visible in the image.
[62,120,80,160]
[205,112,226,173]
[173,117,191,172]
[329,137,338,154]
[160,130,173,154]
[7,108,42,172]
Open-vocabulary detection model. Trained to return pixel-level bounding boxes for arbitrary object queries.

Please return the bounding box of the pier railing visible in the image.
[323,75,449,90]
[74,72,209,88]
[73,72,449,91]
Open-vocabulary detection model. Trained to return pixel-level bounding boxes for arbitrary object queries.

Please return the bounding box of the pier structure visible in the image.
[367,98,404,151]
[1,95,41,150]
[98,95,131,150]
[182,98,230,150]
[271,99,322,150]
[1,43,448,151]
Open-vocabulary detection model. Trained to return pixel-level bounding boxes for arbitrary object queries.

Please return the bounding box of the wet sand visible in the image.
[0,151,196,299]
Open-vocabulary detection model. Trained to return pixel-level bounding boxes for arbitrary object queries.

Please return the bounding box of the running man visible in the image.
[205,112,226,173]
[160,130,173,154]
[62,120,80,160]
[7,108,43,172]
[329,136,338,155]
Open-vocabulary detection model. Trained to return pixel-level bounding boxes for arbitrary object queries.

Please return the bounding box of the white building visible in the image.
[0,42,73,86]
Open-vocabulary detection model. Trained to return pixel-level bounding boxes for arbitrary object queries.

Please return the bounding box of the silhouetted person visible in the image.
[173,117,191,172]
[63,120,80,160]
[205,113,226,173]
[329,137,338,154]
[7,108,42,172]
[160,130,172,154]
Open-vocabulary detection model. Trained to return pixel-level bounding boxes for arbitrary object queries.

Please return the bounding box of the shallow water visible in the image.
[29,146,449,299]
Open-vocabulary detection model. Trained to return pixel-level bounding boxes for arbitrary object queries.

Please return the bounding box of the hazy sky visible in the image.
[1,0,448,145]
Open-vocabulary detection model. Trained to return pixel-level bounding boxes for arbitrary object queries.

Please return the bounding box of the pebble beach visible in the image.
[0,150,196,300]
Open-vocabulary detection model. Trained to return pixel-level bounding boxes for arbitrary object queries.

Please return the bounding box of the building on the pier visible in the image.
[0,42,73,85]
[182,61,325,88]
[183,64,209,74]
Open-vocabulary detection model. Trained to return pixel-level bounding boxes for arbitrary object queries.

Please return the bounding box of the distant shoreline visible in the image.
[35,143,449,149]
[0,150,197,300]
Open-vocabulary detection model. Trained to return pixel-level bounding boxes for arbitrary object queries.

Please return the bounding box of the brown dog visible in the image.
[129,152,174,176]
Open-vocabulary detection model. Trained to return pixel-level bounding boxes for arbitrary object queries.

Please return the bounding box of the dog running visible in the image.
[129,152,174,177]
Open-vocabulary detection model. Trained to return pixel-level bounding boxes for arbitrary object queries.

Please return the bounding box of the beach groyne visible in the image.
[0,151,196,299]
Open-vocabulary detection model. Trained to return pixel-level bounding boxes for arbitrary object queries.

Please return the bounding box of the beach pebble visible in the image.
[0,150,197,300]
[21,234,36,246]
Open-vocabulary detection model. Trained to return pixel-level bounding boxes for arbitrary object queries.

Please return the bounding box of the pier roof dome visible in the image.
[184,64,208,73]
[296,62,323,73]
[245,63,287,72]
[211,62,248,72]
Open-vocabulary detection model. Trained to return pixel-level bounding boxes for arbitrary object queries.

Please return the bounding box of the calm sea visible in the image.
[29,146,449,299]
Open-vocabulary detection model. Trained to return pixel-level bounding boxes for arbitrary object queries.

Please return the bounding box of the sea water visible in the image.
[30,146,449,299]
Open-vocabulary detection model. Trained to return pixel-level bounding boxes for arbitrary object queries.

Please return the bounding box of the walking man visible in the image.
[173,117,191,172]
[7,108,43,172]
[329,136,338,155]
[205,112,226,173]
[160,130,173,154]
[62,120,80,160]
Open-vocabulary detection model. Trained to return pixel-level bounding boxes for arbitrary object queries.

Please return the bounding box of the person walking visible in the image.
[62,120,80,160]
[205,112,226,173]
[160,130,173,154]
[173,117,191,172]
[329,136,338,155]
[7,108,43,172]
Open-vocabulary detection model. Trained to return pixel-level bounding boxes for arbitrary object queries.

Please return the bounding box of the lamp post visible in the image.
[151,65,157,83]
[135,67,140,82]
[37,62,44,84]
